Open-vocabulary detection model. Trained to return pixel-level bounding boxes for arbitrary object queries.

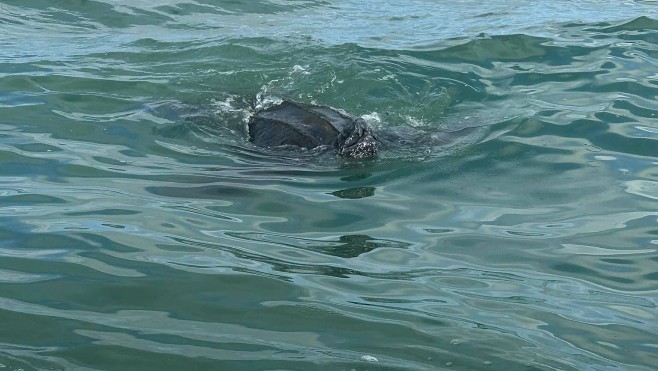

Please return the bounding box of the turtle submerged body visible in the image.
[248,101,379,158]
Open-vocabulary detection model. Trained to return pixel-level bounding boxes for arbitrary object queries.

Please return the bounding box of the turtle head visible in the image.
[336,118,379,159]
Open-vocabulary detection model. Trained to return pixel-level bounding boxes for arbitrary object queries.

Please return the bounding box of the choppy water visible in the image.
[2,1,658,370]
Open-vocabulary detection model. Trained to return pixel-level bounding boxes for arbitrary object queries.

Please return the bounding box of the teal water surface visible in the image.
[1,1,658,370]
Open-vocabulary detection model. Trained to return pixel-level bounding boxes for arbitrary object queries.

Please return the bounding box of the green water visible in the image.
[1,1,658,370]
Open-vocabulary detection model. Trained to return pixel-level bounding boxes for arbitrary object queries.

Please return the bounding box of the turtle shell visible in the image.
[248,101,355,149]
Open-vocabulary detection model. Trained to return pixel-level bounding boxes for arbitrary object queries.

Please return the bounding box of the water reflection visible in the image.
[330,186,376,199]
[224,232,410,258]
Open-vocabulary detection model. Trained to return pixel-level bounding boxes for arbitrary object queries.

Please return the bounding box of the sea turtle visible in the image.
[247,100,487,159]
[248,101,379,158]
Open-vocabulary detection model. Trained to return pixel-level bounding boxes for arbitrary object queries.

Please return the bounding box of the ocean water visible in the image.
[1,1,658,370]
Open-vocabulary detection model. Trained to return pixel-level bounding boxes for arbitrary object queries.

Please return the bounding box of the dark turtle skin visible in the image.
[248,101,379,158]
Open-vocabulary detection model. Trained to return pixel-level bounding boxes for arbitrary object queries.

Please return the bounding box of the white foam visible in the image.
[361,355,378,362]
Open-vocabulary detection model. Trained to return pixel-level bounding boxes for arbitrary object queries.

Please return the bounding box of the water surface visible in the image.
[1,1,658,370]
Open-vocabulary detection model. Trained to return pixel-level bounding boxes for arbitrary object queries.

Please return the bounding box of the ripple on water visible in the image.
[1,2,658,370]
